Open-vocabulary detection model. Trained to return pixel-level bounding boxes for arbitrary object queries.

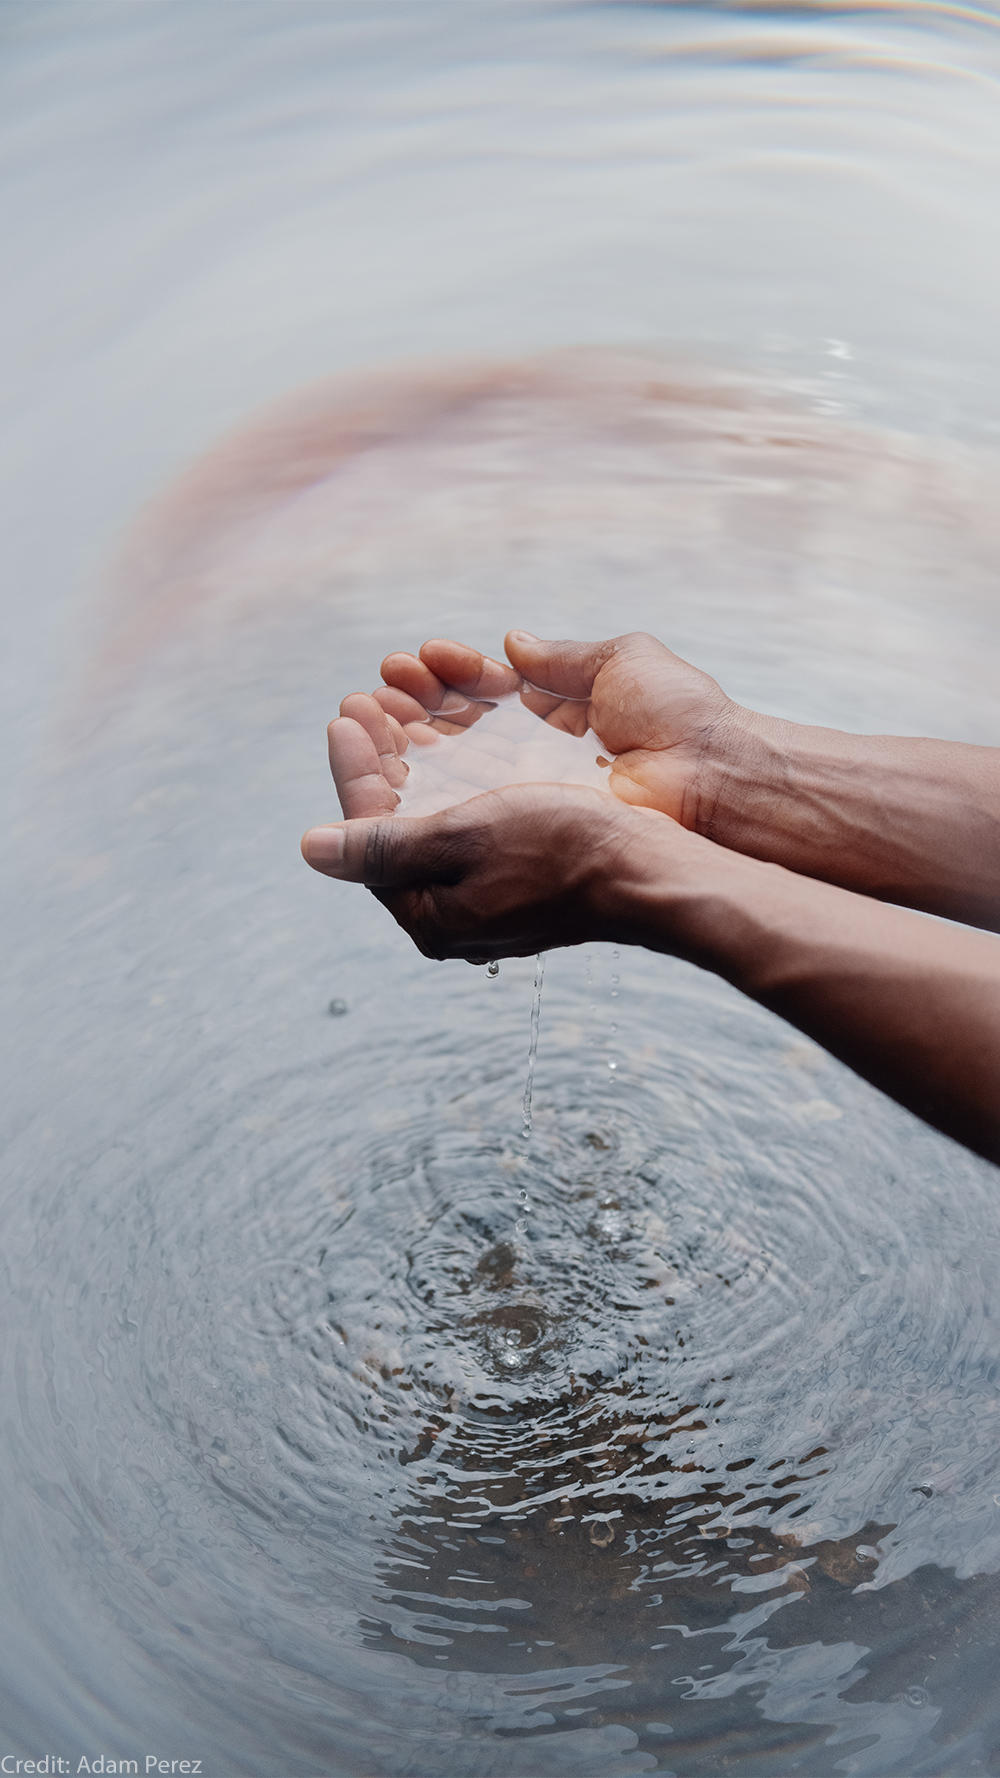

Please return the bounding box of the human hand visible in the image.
[371,631,746,827]
[306,648,1000,1165]
[326,642,611,822]
[301,783,677,962]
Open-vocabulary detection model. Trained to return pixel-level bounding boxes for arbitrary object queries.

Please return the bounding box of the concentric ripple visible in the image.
[11,945,1000,1769]
[49,955,1000,1572]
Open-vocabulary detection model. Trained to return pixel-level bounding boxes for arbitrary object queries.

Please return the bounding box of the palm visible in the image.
[581,639,733,820]
[327,631,732,825]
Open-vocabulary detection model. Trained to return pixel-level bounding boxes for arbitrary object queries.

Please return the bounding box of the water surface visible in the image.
[4,6,1000,1774]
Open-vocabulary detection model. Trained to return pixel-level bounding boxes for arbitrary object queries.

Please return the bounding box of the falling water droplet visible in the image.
[486,960,500,978]
[521,953,546,1142]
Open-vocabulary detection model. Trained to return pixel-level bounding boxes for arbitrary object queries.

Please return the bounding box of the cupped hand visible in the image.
[371,631,745,827]
[325,639,605,821]
[301,784,675,962]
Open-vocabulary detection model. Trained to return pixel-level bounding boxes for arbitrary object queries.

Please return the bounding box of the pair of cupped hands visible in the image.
[301,630,745,962]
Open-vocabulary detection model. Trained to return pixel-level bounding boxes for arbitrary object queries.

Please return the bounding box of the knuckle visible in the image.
[364,820,393,883]
[436,813,485,882]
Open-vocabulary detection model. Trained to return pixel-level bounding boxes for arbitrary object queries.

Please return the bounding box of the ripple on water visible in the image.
[26,961,998,1624]
[9,930,1000,1767]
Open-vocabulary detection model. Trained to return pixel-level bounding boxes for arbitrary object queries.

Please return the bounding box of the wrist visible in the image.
[690,706,878,885]
[590,810,764,974]
[594,809,858,1007]
[686,704,794,852]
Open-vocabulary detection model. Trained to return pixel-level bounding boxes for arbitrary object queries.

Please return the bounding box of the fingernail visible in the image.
[509,629,539,642]
[302,826,346,871]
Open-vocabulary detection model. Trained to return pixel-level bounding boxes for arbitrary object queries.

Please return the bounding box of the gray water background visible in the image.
[5,3,1000,1773]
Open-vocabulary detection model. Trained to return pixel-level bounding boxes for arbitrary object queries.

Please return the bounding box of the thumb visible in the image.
[504,631,617,700]
[301,813,468,886]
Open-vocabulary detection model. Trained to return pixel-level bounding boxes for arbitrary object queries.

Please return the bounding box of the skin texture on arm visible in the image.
[302,783,1000,1166]
[360,630,1000,932]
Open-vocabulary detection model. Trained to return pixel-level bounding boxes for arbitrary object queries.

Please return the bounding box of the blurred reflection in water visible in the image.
[5,6,1000,1776]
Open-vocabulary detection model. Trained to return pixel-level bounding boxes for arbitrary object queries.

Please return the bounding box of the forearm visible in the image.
[700,713,1000,932]
[614,829,1000,1164]
[304,748,1000,1159]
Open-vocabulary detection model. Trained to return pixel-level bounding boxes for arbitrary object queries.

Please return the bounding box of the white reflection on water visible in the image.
[4,5,1000,1774]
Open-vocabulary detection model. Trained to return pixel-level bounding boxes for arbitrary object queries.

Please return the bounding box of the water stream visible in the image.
[521,954,547,1150]
[5,4,1000,1774]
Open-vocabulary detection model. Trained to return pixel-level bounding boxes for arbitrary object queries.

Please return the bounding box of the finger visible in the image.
[339,692,409,787]
[301,809,469,886]
[519,686,591,738]
[608,767,663,809]
[373,685,432,727]
[418,639,522,703]
[379,650,479,733]
[386,712,410,754]
[504,631,618,701]
[380,651,452,713]
[326,716,400,820]
[372,685,454,747]
[403,721,444,746]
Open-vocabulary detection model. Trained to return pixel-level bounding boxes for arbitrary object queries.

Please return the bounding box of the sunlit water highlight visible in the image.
[5,5,1000,1775]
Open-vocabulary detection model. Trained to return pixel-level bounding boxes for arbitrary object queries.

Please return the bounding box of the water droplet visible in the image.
[327,998,349,1016]
[514,1218,528,1235]
[521,952,546,1142]
[486,960,500,978]
[608,1061,617,1070]
[905,1685,930,1709]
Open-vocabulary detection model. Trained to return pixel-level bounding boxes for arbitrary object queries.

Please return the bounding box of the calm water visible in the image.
[4,5,1000,1774]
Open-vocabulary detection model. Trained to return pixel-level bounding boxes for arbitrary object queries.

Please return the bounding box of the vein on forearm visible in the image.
[707,717,1000,931]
